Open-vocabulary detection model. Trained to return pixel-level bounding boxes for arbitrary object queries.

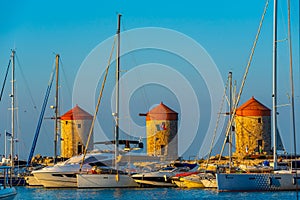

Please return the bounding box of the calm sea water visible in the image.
[14,187,299,200]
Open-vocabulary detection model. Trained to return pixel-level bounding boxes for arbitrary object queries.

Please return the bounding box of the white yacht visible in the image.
[31,151,114,188]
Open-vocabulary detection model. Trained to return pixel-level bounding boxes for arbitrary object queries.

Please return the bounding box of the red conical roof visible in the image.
[236,96,271,116]
[60,105,93,120]
[145,102,178,121]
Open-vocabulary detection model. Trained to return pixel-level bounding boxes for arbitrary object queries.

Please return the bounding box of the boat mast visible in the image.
[10,50,15,169]
[228,71,232,171]
[54,54,59,164]
[272,0,278,170]
[287,0,297,169]
[114,14,121,169]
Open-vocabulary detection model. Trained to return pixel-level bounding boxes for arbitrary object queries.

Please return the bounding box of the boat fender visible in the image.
[164,175,167,182]
[91,166,97,174]
[116,174,119,182]
[293,177,297,185]
[268,177,272,186]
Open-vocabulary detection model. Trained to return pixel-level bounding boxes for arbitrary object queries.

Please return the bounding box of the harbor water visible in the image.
[14,187,299,200]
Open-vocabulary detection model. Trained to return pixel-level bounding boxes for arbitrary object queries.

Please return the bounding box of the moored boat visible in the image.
[0,166,17,199]
[31,151,114,188]
[131,166,187,187]
[217,167,300,192]
[170,171,199,188]
[77,166,138,188]
[179,172,216,188]
[217,0,299,192]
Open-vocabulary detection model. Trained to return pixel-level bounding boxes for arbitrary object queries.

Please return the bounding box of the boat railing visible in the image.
[0,166,13,188]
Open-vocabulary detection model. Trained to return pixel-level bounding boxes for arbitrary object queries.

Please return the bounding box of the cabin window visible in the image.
[258,118,262,123]
[78,124,81,128]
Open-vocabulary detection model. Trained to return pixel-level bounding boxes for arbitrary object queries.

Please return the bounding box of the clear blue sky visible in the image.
[0,0,299,160]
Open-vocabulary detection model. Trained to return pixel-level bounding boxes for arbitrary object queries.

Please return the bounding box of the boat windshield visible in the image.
[61,153,112,165]
[160,167,176,171]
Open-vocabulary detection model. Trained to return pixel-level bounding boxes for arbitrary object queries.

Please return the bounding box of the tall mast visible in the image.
[272,0,278,170]
[115,14,121,169]
[287,0,297,167]
[54,54,59,164]
[228,71,232,171]
[10,50,15,169]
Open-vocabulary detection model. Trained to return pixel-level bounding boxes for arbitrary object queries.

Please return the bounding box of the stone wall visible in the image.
[60,119,93,158]
[146,120,178,161]
[234,115,271,158]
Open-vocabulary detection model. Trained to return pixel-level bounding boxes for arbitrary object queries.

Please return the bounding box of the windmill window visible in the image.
[231,126,235,132]
[258,118,262,123]
[155,125,160,131]
[65,121,68,124]
[78,124,81,128]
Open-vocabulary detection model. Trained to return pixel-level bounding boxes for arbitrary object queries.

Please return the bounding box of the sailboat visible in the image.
[216,0,300,192]
[174,72,234,189]
[76,14,139,188]
[28,55,117,188]
[25,54,59,187]
[0,50,17,198]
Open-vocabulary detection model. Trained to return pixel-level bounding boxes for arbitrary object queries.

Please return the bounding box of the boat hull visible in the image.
[33,172,77,188]
[77,174,138,188]
[171,178,187,188]
[180,173,216,188]
[201,178,217,188]
[0,176,25,186]
[131,172,176,187]
[24,175,42,186]
[133,179,176,187]
[0,186,16,199]
[217,172,300,191]
[180,175,204,188]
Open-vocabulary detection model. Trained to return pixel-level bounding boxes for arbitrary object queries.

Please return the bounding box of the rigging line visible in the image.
[26,60,56,166]
[0,60,11,101]
[279,0,288,41]
[79,36,117,172]
[44,61,57,142]
[121,17,150,110]
[218,0,269,162]
[58,57,73,100]
[287,0,298,197]
[15,54,38,114]
[205,73,229,169]
[31,61,57,146]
